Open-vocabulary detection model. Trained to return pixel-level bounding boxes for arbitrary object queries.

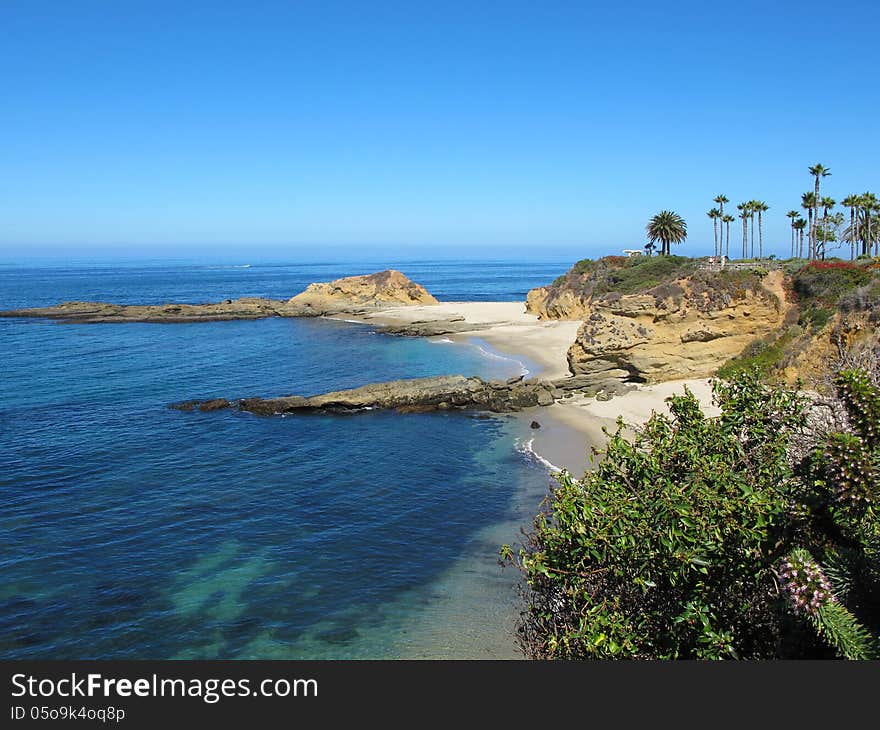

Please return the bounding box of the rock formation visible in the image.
[565,278,787,382]
[0,270,437,323]
[170,373,628,416]
[527,260,789,384]
[0,297,296,324]
[287,269,438,315]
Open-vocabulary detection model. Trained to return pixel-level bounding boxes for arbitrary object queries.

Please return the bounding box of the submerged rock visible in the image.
[169,398,232,412]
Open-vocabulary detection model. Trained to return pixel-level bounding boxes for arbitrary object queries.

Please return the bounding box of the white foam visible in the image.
[429,337,454,344]
[514,437,564,474]
[473,344,530,376]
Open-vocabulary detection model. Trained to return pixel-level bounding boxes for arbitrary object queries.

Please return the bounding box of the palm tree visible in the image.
[713,194,729,229]
[794,218,807,258]
[873,196,880,257]
[747,200,760,258]
[753,201,769,259]
[854,192,878,257]
[819,197,835,259]
[722,214,735,258]
[801,192,817,259]
[786,210,799,258]
[708,208,721,257]
[808,163,831,258]
[864,193,880,257]
[737,203,749,259]
[646,211,687,256]
[842,195,859,259]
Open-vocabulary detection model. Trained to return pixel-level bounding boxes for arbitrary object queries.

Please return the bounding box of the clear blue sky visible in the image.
[1,0,877,261]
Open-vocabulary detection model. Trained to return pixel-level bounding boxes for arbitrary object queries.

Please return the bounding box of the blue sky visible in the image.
[1,0,877,261]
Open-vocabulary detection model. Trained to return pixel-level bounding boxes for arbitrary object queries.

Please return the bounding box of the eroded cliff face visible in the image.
[288,269,438,313]
[781,311,880,388]
[529,268,789,384]
[526,286,590,321]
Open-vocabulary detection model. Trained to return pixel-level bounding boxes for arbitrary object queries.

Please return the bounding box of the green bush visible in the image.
[503,368,880,659]
[792,262,874,307]
[545,255,769,312]
[592,255,696,296]
[716,331,795,379]
[800,307,833,332]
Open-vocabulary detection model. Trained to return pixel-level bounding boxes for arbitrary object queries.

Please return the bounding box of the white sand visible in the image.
[521,379,719,475]
[562,378,720,425]
[359,301,582,380]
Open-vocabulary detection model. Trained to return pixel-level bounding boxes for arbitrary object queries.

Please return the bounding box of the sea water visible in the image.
[0,259,575,658]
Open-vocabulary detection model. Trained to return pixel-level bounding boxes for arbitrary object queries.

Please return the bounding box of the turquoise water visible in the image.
[0,260,570,658]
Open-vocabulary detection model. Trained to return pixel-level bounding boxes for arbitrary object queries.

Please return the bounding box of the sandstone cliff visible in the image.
[527,256,788,384]
[529,256,880,388]
[566,274,787,382]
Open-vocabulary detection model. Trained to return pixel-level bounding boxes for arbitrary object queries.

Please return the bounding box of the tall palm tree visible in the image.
[794,218,807,258]
[801,192,817,259]
[747,200,760,258]
[808,163,831,258]
[713,194,729,227]
[855,192,878,257]
[819,197,835,259]
[786,210,799,258]
[646,211,687,256]
[708,208,721,257]
[736,202,749,259]
[722,214,735,258]
[737,203,749,259]
[753,201,769,259]
[842,194,859,259]
[864,192,880,257]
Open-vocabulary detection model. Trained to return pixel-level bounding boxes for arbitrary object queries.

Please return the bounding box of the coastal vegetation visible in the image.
[545,254,765,301]
[503,366,880,659]
[718,259,880,380]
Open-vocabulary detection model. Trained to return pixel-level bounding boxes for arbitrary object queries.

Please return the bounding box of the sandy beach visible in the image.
[358,301,581,380]
[349,301,720,476]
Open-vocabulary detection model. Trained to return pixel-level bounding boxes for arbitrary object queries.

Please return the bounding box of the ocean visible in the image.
[0,259,575,659]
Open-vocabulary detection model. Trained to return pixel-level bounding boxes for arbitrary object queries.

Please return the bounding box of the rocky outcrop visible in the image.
[0,297,296,324]
[566,279,786,383]
[0,270,438,323]
[170,373,630,416]
[287,269,438,315]
[526,286,590,321]
[376,317,491,337]
[527,261,790,384]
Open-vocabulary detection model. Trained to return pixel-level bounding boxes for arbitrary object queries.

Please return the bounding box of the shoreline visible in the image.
[355,301,581,381]
[352,300,721,476]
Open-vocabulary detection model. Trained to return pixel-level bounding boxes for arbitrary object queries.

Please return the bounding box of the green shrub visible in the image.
[503,368,880,659]
[592,255,696,296]
[792,262,874,307]
[800,307,833,332]
[716,331,795,379]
